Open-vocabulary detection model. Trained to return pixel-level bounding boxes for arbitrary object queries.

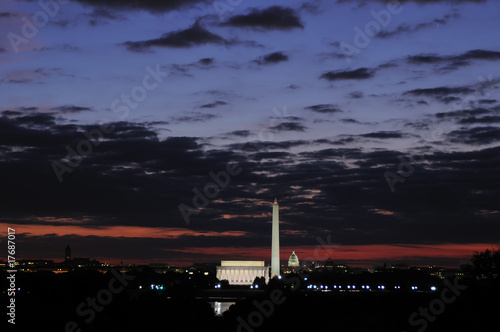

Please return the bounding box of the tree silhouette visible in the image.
[472,248,500,278]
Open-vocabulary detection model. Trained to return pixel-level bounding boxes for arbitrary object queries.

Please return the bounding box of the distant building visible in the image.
[65,245,71,262]
[149,263,173,274]
[17,259,55,272]
[216,261,269,285]
[325,258,334,271]
[389,264,410,270]
[72,257,102,268]
[288,251,300,267]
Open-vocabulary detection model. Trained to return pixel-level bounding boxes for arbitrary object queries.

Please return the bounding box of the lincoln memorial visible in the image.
[216,260,270,285]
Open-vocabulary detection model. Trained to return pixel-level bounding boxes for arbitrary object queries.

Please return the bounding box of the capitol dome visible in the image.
[288,251,300,267]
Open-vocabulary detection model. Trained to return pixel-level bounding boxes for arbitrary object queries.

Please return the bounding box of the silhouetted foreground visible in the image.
[2,267,499,332]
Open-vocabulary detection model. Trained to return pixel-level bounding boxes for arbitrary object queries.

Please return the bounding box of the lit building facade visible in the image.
[288,251,299,267]
[216,261,269,285]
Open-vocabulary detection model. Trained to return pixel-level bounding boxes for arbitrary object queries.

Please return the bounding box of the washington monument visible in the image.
[271,198,280,278]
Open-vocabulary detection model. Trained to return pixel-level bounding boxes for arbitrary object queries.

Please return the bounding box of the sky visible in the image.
[1,0,499,268]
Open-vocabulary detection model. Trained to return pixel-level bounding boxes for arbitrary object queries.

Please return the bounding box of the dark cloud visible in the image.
[170,112,219,123]
[435,108,491,119]
[87,7,127,25]
[200,101,227,108]
[361,131,405,139]
[458,49,500,61]
[341,118,362,124]
[11,113,56,127]
[124,22,227,52]
[226,130,251,137]
[377,12,458,39]
[437,96,462,104]
[222,6,303,30]
[305,104,343,113]
[407,49,500,71]
[228,140,308,151]
[271,122,307,132]
[74,0,209,13]
[341,0,487,3]
[349,91,363,99]
[458,116,500,125]
[198,57,214,66]
[320,68,374,81]
[479,99,497,105]
[254,51,289,65]
[52,105,93,113]
[404,86,474,97]
[4,68,71,84]
[279,115,304,122]
[447,126,500,145]
[34,44,82,52]
[2,110,22,116]
[407,54,443,64]
[377,24,413,39]
[3,108,500,266]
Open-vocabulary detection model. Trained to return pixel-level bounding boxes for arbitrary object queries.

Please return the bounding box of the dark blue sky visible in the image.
[1,0,499,267]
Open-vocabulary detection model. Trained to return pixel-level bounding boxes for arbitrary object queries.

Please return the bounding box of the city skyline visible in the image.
[1,0,499,268]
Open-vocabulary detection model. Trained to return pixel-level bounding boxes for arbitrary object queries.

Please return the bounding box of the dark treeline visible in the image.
[2,249,499,332]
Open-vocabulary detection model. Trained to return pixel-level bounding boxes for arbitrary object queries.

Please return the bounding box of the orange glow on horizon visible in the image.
[0,222,247,239]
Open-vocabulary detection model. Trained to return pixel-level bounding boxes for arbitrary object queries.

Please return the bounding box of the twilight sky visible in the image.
[1,0,499,268]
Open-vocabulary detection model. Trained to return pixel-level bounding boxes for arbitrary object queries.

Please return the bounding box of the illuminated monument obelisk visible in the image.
[271,198,280,278]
